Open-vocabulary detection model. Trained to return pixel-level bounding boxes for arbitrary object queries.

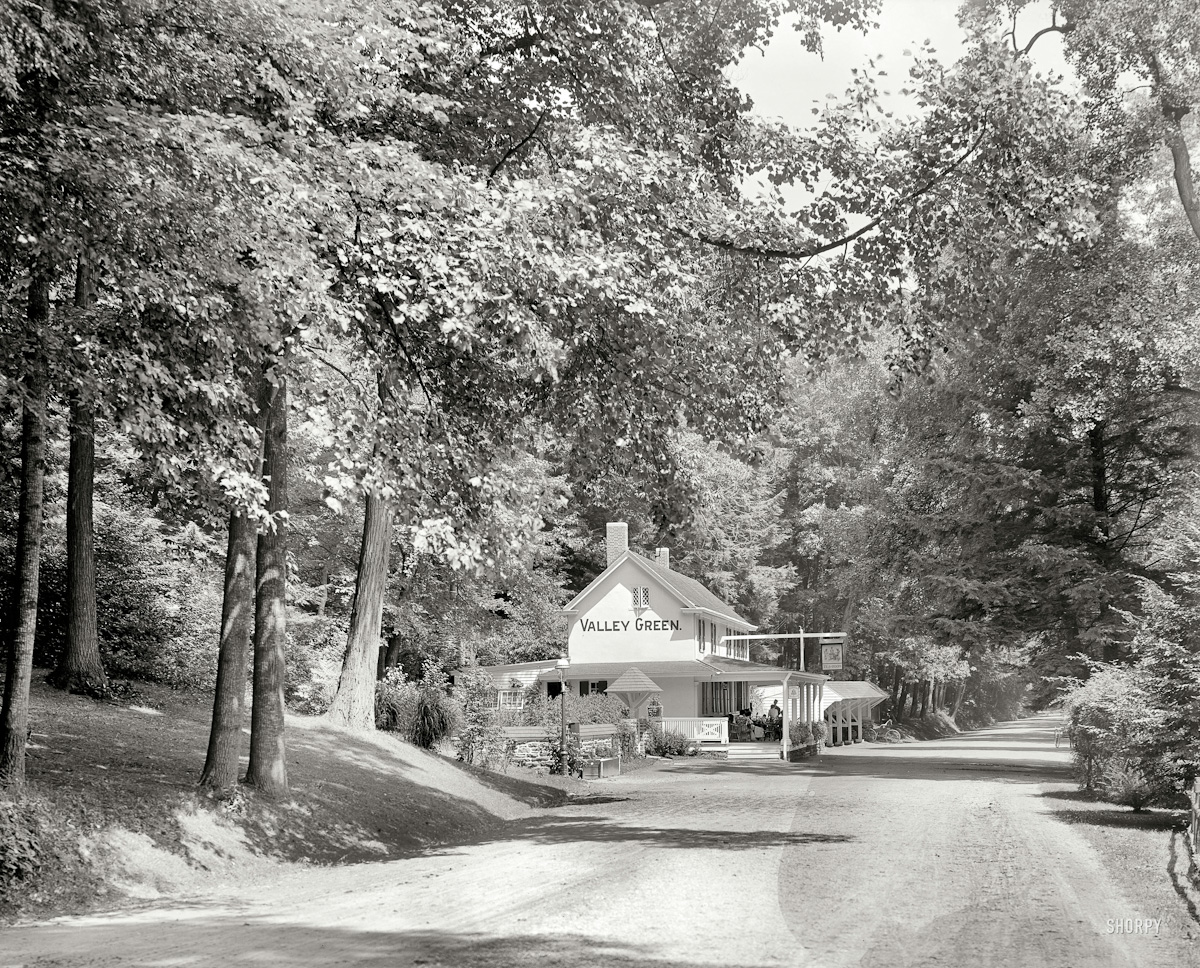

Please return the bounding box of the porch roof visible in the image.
[535,658,825,685]
[824,681,889,702]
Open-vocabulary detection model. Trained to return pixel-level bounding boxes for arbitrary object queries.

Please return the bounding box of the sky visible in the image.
[732,0,1071,127]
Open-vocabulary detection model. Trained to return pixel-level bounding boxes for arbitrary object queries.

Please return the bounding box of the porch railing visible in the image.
[659,717,728,744]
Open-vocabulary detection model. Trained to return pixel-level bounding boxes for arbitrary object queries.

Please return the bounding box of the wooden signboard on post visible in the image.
[821,642,844,671]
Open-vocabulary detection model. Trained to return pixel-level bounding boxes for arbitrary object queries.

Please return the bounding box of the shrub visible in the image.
[1102,761,1166,812]
[543,730,584,775]
[286,616,346,714]
[645,727,697,757]
[0,801,42,901]
[454,665,507,767]
[1062,666,1162,793]
[516,690,629,729]
[809,720,828,746]
[617,721,642,760]
[4,504,222,690]
[789,721,814,747]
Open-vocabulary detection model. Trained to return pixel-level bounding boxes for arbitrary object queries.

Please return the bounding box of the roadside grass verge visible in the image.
[1039,783,1200,944]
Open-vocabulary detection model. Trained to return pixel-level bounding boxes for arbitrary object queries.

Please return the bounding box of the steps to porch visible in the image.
[718,743,782,760]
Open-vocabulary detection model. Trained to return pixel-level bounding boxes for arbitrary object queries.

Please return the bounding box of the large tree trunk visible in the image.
[1164,113,1200,244]
[326,492,395,730]
[951,681,967,719]
[908,682,922,719]
[52,258,107,697]
[382,634,402,676]
[0,276,51,790]
[51,399,108,696]
[199,509,257,791]
[245,373,289,799]
[896,681,909,721]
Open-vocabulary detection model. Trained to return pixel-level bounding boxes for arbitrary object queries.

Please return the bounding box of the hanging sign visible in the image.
[821,643,844,671]
[789,686,802,699]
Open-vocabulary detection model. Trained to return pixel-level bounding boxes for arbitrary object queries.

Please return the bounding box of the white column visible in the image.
[780,676,791,759]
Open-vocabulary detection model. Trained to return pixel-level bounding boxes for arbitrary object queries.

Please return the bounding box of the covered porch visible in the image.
[694,657,828,759]
[533,658,828,759]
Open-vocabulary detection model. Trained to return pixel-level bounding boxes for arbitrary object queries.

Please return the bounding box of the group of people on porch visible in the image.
[727,701,783,742]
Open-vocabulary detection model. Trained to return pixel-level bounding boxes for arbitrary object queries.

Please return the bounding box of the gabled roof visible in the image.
[563,550,752,627]
[606,667,663,694]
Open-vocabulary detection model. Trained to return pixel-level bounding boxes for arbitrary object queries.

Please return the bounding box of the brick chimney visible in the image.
[606,522,628,566]
[655,547,670,571]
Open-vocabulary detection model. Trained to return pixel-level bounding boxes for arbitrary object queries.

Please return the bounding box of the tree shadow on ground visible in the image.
[2,923,756,968]
[1037,788,1099,803]
[659,755,1071,784]
[435,814,853,852]
[1047,807,1188,831]
[438,758,576,808]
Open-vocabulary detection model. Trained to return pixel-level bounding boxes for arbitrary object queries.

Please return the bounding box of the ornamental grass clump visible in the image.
[374,668,419,734]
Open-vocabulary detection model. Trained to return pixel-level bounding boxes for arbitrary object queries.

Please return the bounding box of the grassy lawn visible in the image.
[1039,782,1200,947]
[2,673,596,923]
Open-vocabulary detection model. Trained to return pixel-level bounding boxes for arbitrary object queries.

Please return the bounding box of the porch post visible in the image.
[780,674,791,760]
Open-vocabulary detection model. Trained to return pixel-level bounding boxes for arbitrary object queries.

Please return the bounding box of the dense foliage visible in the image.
[0,1,1196,823]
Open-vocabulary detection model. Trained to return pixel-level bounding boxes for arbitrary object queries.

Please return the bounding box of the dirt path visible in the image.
[4,716,1197,968]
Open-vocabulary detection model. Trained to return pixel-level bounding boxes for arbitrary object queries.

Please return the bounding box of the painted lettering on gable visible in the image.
[579,618,681,633]
[636,618,681,632]
[579,619,632,633]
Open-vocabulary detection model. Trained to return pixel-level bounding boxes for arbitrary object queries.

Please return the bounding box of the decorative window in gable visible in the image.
[631,586,650,609]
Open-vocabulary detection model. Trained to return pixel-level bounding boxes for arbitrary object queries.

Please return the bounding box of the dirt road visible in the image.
[4,716,1197,968]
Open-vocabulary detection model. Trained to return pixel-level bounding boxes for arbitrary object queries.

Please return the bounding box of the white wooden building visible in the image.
[474,522,829,756]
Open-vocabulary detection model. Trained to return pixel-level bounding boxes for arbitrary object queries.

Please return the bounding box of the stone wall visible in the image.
[508,736,622,773]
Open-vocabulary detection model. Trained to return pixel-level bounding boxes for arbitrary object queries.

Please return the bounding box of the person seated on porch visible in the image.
[732,710,752,742]
[766,701,781,740]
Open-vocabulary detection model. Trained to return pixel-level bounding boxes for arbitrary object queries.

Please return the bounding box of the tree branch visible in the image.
[487,105,549,183]
[1141,47,1200,244]
[672,124,989,261]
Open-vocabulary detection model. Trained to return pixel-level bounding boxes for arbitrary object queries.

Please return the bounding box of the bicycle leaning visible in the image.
[865,717,902,744]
